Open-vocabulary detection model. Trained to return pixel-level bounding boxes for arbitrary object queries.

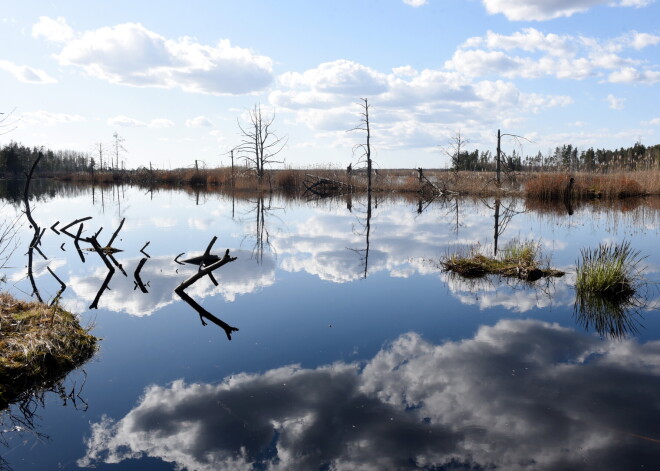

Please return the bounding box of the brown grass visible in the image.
[53,168,660,198]
[0,293,97,409]
[525,171,655,200]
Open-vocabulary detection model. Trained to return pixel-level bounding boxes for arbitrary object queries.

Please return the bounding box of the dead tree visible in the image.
[348,98,373,194]
[112,132,126,172]
[236,104,287,178]
[496,129,532,187]
[442,130,469,173]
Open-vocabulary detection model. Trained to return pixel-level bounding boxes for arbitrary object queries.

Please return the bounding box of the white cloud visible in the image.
[149,118,175,128]
[402,0,428,6]
[35,18,274,95]
[0,60,57,84]
[271,59,570,151]
[606,94,625,110]
[648,118,660,125]
[445,28,660,85]
[481,0,653,21]
[107,115,176,128]
[20,110,84,126]
[32,16,73,42]
[608,67,660,84]
[628,32,660,49]
[618,0,654,6]
[185,116,213,128]
[279,60,389,96]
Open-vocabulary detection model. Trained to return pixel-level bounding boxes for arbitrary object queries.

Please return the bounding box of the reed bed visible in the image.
[54,168,660,198]
[0,293,97,409]
[525,171,656,200]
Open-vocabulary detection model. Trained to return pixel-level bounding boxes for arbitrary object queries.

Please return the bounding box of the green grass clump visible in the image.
[575,240,643,300]
[0,293,98,410]
[441,239,564,281]
[574,241,647,339]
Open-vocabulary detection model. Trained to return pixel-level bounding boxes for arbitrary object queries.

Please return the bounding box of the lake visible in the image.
[1,182,659,470]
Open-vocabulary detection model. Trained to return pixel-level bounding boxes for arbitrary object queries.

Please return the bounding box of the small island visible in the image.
[0,293,97,410]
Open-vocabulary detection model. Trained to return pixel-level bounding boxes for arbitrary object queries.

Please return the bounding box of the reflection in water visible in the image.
[348,190,372,278]
[175,237,239,340]
[441,269,573,312]
[68,251,275,316]
[1,369,90,471]
[79,319,660,470]
[574,294,644,339]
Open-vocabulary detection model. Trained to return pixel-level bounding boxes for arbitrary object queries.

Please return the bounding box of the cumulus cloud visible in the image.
[20,110,84,126]
[34,17,273,95]
[271,58,570,150]
[79,319,660,470]
[185,116,213,128]
[481,0,653,21]
[107,115,175,128]
[606,93,626,110]
[0,60,57,84]
[447,28,657,83]
[608,67,660,84]
[402,0,428,6]
[32,16,73,42]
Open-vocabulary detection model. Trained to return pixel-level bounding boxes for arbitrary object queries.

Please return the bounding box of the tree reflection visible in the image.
[348,191,372,278]
[1,370,90,471]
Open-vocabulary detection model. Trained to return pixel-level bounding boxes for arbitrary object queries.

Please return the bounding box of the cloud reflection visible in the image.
[69,251,275,316]
[79,319,660,470]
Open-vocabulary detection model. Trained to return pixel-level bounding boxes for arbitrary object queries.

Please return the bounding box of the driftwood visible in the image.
[88,236,116,310]
[174,244,238,340]
[133,257,149,293]
[47,266,66,308]
[303,174,354,198]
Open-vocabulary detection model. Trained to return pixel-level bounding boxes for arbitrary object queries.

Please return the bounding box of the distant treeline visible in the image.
[0,141,93,177]
[452,141,660,172]
[2,140,660,177]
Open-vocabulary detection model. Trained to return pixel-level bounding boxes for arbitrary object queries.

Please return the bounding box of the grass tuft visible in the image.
[575,240,643,300]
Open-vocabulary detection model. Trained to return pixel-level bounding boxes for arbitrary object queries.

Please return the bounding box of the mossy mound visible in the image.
[442,240,565,281]
[0,293,97,410]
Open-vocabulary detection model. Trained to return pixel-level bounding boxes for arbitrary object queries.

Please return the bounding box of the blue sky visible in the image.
[1,0,658,169]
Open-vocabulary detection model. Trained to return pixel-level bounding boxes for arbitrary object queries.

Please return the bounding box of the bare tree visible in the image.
[442,130,469,172]
[111,132,126,171]
[0,108,18,135]
[348,98,373,193]
[236,104,287,178]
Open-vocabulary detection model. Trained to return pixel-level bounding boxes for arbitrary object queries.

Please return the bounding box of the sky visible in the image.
[1,0,659,170]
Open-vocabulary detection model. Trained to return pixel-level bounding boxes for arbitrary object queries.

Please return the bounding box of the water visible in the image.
[1,183,659,470]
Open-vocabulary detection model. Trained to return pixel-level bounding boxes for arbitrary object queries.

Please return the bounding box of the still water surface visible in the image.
[1,183,659,470]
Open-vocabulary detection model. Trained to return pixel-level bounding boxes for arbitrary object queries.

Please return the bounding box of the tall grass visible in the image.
[525,172,650,200]
[574,240,647,339]
[575,240,644,300]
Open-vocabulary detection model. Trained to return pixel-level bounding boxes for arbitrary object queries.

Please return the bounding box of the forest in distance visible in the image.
[1,139,660,178]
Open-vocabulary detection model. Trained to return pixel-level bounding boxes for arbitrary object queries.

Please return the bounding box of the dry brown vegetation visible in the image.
[0,293,97,409]
[524,171,658,200]
[56,168,660,199]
